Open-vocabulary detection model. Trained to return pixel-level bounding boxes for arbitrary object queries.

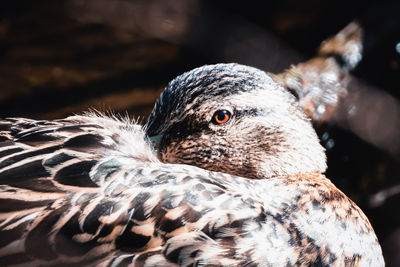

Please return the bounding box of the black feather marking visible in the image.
[83,200,114,234]
[130,192,151,221]
[54,160,98,187]
[11,178,63,193]
[63,133,104,149]
[157,217,184,233]
[116,220,151,251]
[97,224,114,238]
[312,199,321,209]
[0,147,24,158]
[54,212,99,257]
[190,249,200,258]
[0,144,61,169]
[150,203,168,224]
[164,244,188,264]
[183,207,202,223]
[0,198,52,212]
[0,158,50,182]
[43,152,76,168]
[230,219,245,229]
[16,131,59,143]
[0,220,30,248]
[286,86,300,100]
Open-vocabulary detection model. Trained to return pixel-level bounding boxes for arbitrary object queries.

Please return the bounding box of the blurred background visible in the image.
[0,0,399,265]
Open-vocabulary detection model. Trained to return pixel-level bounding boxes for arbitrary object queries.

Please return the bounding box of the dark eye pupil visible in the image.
[217,111,226,120]
[212,110,231,125]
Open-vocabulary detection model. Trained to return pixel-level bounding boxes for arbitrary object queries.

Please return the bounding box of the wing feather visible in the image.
[0,115,383,266]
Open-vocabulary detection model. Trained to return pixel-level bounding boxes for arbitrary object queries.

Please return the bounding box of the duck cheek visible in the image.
[159,139,182,163]
[160,148,176,163]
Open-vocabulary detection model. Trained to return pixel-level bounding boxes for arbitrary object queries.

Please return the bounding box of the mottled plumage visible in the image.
[0,64,383,266]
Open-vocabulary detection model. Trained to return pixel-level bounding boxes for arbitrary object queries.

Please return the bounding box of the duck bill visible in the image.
[149,134,162,148]
[148,134,163,160]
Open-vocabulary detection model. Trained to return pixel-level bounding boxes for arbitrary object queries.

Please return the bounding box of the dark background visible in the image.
[0,0,399,265]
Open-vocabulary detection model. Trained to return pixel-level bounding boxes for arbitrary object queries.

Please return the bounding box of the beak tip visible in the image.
[148,134,163,160]
[149,134,162,149]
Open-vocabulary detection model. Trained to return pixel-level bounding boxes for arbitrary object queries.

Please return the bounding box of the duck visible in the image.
[0,63,384,266]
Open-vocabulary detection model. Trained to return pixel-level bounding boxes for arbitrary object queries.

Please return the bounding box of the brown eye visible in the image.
[211,110,231,125]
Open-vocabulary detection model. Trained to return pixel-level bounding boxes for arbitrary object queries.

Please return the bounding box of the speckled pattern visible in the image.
[0,64,384,266]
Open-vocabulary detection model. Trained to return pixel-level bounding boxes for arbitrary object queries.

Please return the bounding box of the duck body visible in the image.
[0,64,384,266]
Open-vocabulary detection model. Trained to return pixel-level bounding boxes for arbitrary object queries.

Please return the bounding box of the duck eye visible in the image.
[211,110,231,125]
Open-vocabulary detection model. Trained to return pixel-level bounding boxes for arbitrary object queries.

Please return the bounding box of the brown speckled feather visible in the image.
[0,115,383,266]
